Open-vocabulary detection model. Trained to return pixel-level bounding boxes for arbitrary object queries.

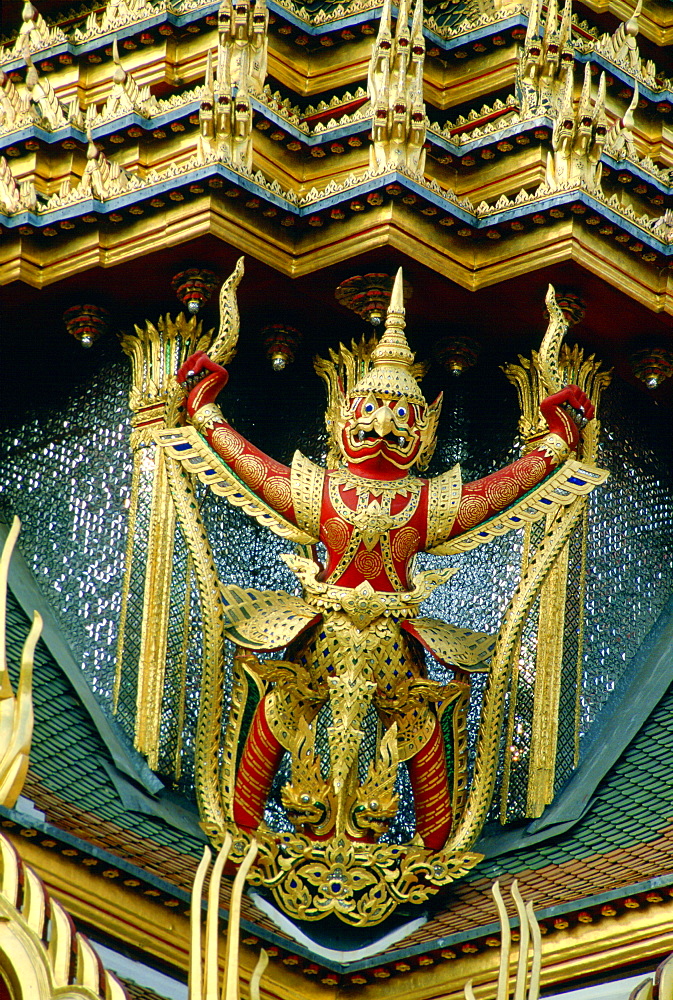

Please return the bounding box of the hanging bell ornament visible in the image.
[630,347,673,389]
[62,303,110,348]
[335,272,412,327]
[171,268,219,314]
[262,324,302,371]
[434,336,481,377]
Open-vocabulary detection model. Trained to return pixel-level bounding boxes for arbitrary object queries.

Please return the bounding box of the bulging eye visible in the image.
[396,405,407,418]
[364,402,375,414]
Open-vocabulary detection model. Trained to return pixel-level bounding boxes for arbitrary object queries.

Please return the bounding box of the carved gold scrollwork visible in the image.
[215,827,481,927]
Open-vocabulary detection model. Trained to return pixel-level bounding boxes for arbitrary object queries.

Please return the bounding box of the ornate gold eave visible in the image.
[1,39,517,109]
[7,832,673,1000]
[577,0,673,45]
[2,202,672,315]
[1,40,671,130]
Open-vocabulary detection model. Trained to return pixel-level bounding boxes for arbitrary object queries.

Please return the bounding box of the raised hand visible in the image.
[177,351,229,415]
[539,384,595,450]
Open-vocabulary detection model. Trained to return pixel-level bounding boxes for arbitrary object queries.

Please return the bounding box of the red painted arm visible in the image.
[451,385,594,536]
[177,352,297,522]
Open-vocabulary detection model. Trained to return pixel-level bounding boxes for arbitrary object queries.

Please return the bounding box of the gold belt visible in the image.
[281,553,457,630]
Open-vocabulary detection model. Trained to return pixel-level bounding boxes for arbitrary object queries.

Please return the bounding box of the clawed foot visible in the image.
[540,384,595,448]
[177,351,228,413]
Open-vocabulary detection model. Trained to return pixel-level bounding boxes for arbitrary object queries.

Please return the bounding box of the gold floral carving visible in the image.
[281,553,456,630]
[216,827,482,927]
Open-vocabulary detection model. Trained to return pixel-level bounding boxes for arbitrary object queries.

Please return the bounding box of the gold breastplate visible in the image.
[326,471,421,589]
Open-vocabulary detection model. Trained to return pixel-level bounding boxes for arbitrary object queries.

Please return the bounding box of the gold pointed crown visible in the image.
[351,268,427,405]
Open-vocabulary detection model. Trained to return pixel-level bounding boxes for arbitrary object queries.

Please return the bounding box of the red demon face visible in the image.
[340,393,425,473]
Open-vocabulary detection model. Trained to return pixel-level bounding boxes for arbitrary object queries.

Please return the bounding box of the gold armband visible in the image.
[534,432,571,465]
[190,402,225,435]
[290,451,324,540]
[426,464,462,549]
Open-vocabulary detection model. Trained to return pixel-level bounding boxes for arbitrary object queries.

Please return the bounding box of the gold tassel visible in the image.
[526,516,569,816]
[503,310,611,821]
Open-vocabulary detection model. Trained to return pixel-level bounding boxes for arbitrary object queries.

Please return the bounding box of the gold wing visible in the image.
[156,425,317,545]
[427,459,609,555]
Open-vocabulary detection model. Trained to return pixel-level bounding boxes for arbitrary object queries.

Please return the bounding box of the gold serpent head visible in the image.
[281,718,336,837]
[346,724,399,840]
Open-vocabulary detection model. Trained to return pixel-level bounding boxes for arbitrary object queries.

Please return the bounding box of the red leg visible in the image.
[233,696,284,831]
[407,719,452,850]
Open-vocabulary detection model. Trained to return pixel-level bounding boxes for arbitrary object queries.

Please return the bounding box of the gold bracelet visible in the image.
[191,402,225,435]
[535,432,571,465]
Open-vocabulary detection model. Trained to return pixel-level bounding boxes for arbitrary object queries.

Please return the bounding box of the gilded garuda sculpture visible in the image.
[158,262,608,926]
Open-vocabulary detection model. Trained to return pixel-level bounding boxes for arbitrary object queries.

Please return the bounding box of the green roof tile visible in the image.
[6,589,204,859]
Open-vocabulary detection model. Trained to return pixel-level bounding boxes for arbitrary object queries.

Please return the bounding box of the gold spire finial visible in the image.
[353,267,426,403]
